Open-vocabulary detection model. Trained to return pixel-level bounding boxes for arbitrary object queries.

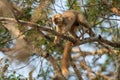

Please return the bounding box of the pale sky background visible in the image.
[0,0,120,80]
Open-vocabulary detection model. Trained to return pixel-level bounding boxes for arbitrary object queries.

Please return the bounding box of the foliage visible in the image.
[0,0,120,80]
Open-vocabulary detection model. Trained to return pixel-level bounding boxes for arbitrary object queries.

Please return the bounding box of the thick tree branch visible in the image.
[1,17,120,48]
[36,48,66,80]
[70,56,82,80]
[31,0,52,22]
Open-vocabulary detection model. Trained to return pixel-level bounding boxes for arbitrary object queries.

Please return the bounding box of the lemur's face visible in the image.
[52,14,63,25]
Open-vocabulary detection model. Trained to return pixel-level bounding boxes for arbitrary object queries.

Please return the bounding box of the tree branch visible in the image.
[1,17,120,48]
